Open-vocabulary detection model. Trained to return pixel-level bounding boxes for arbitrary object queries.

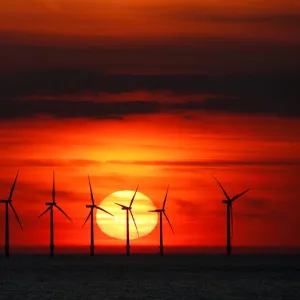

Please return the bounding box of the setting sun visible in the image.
[96,190,158,240]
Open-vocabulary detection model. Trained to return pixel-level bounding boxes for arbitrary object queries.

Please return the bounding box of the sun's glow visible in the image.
[96,190,158,240]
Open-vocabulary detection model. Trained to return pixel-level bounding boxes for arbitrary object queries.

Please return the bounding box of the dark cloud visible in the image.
[175,198,202,217]
[242,197,269,209]
[234,210,282,220]
[1,69,300,97]
[0,93,300,120]
[169,96,299,117]
[1,69,300,119]
[212,198,281,220]
[0,99,159,120]
[0,29,300,77]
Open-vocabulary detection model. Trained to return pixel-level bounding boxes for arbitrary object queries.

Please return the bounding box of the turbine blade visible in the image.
[212,175,230,201]
[231,189,250,202]
[162,185,169,210]
[38,206,51,218]
[115,203,128,209]
[95,206,114,217]
[163,211,174,234]
[148,210,158,212]
[8,170,19,201]
[52,170,55,203]
[129,185,139,208]
[129,210,139,237]
[9,202,23,230]
[88,175,95,205]
[55,205,72,222]
[82,211,92,227]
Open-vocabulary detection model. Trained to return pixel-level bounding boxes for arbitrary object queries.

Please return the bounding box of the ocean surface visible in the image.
[1,253,300,299]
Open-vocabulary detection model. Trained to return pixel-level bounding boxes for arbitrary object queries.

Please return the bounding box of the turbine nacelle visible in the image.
[213,175,250,255]
[0,171,23,235]
[115,202,130,210]
[82,176,114,228]
[149,186,174,235]
[114,185,140,240]
[149,209,164,213]
[45,202,56,206]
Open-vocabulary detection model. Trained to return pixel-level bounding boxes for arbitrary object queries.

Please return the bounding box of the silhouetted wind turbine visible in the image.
[38,170,72,257]
[213,176,249,256]
[149,185,174,256]
[82,175,114,256]
[115,186,139,256]
[0,171,23,257]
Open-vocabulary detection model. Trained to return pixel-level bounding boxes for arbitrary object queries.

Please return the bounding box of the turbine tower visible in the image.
[0,171,23,257]
[38,170,72,257]
[82,175,114,256]
[149,185,174,256]
[213,176,249,256]
[115,186,139,256]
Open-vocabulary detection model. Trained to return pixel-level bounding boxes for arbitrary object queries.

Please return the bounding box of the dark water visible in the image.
[1,255,300,299]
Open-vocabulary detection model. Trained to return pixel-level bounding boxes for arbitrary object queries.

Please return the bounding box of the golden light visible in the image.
[96,190,158,240]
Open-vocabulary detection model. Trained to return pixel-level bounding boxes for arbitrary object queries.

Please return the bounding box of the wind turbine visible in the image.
[115,185,139,256]
[82,175,114,256]
[149,185,174,256]
[213,176,249,256]
[0,171,23,257]
[38,170,72,257]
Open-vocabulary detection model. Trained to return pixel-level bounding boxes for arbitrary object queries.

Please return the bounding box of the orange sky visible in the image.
[1,113,300,249]
[0,0,300,252]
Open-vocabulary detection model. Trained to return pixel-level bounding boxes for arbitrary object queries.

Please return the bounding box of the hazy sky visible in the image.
[0,0,300,250]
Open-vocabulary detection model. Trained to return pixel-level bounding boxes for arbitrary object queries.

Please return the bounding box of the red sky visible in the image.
[0,0,300,252]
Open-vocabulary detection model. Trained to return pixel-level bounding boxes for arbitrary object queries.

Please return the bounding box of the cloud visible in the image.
[234,210,282,220]
[0,99,160,120]
[242,197,269,209]
[169,11,300,27]
[106,159,300,167]
[175,198,202,217]
[35,188,74,199]
[1,95,300,120]
[89,174,126,184]
[1,70,300,119]
[1,69,299,97]
[169,96,300,117]
[0,158,101,167]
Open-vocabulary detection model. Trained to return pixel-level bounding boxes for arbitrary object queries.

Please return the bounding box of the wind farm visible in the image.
[1,0,299,298]
[1,170,299,300]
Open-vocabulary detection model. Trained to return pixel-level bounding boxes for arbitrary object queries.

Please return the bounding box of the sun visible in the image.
[96,190,158,240]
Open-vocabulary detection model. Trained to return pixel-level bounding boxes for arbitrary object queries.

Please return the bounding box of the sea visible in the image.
[1,247,300,299]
